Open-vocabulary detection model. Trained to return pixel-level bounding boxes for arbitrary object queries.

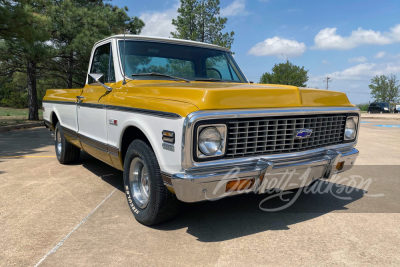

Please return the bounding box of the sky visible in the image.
[112,0,400,104]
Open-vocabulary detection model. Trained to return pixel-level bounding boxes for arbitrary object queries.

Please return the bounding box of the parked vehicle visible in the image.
[367,102,390,113]
[395,105,400,113]
[43,35,360,225]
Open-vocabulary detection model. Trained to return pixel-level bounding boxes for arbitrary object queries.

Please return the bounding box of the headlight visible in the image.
[384,107,389,110]
[344,116,358,140]
[197,125,226,157]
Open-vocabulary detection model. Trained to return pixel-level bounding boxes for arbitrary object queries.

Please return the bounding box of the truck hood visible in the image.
[123,81,354,111]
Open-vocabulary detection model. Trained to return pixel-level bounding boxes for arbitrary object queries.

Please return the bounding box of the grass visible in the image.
[0,107,43,127]
[0,107,43,117]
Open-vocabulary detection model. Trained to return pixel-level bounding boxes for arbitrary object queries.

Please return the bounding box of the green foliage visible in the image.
[46,0,144,88]
[171,0,234,49]
[0,0,145,119]
[368,74,400,104]
[259,60,309,87]
[356,102,370,111]
[0,73,28,108]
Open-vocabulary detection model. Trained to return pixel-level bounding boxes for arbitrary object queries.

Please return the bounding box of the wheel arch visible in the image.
[50,111,60,131]
[119,125,154,167]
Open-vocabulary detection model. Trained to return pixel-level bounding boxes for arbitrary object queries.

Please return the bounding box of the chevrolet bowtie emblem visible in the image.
[294,129,313,139]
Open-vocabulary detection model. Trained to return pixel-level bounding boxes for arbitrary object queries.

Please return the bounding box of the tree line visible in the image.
[1,0,398,121]
[0,0,237,120]
[0,0,144,120]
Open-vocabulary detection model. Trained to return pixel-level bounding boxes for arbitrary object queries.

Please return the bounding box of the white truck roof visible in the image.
[95,35,231,52]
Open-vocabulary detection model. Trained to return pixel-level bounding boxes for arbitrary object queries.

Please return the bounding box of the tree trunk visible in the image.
[27,59,39,120]
[67,50,73,88]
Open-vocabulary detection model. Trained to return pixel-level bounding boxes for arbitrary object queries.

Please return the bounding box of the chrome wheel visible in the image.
[56,129,62,156]
[129,157,150,209]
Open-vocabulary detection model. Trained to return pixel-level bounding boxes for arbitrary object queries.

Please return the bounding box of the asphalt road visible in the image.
[1,119,399,266]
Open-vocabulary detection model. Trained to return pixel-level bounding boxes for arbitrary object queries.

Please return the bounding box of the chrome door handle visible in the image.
[76,96,85,103]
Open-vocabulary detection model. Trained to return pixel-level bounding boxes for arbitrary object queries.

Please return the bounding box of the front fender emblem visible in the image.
[109,119,118,126]
[294,129,313,139]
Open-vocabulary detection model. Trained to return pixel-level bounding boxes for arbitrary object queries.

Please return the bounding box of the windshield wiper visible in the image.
[131,72,190,83]
[194,78,227,82]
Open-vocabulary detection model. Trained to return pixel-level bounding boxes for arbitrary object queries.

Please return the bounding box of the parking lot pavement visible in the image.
[1,122,400,266]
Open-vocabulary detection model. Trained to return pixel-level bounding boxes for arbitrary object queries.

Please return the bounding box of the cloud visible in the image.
[322,60,329,64]
[139,5,178,38]
[313,24,400,50]
[348,56,367,63]
[248,37,306,58]
[220,0,247,17]
[308,53,400,103]
[310,62,400,85]
[375,51,386,59]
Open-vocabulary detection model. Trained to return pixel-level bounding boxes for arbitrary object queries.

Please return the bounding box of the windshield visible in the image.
[118,40,247,83]
[378,103,389,107]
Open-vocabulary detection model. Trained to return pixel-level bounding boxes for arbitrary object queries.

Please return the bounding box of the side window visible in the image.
[89,43,115,84]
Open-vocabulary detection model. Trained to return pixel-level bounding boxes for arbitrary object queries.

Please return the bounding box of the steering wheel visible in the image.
[206,68,222,79]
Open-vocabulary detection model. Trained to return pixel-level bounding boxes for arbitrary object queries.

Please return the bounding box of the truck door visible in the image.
[77,42,115,165]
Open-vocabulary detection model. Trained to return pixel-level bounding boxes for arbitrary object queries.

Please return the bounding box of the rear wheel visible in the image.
[123,140,180,225]
[55,122,80,164]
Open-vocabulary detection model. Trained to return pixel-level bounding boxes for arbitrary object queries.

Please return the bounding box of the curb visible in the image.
[0,122,44,133]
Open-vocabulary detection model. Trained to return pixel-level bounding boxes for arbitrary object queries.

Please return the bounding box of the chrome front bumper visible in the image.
[170,147,359,203]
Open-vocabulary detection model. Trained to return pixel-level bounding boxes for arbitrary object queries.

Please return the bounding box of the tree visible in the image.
[0,0,51,120]
[369,74,399,103]
[259,60,309,87]
[45,0,144,88]
[171,0,234,49]
[0,0,145,120]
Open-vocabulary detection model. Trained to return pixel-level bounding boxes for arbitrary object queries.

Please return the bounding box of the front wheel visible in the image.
[123,140,180,225]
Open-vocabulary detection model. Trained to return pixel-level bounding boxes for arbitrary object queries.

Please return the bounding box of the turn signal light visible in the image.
[226,179,255,192]
[336,161,345,171]
[162,130,175,144]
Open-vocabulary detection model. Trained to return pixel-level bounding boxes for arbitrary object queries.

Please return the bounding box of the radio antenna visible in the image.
[123,28,127,85]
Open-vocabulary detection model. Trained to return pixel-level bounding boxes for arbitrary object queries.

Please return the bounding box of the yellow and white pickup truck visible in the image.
[43,35,360,225]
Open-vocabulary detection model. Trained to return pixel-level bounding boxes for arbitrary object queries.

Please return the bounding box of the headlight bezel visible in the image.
[195,123,227,160]
[344,115,359,142]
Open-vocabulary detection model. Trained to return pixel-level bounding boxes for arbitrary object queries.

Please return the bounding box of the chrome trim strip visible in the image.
[61,125,119,156]
[106,105,181,119]
[42,100,181,119]
[181,107,360,170]
[43,100,76,105]
[79,102,105,109]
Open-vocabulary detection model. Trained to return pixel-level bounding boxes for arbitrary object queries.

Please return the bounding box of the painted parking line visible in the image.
[360,121,371,123]
[34,186,119,267]
[373,125,400,128]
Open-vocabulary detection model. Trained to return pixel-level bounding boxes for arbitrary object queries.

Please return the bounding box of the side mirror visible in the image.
[88,73,112,92]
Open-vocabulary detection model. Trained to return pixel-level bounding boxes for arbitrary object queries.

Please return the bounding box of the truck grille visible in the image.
[226,114,346,158]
